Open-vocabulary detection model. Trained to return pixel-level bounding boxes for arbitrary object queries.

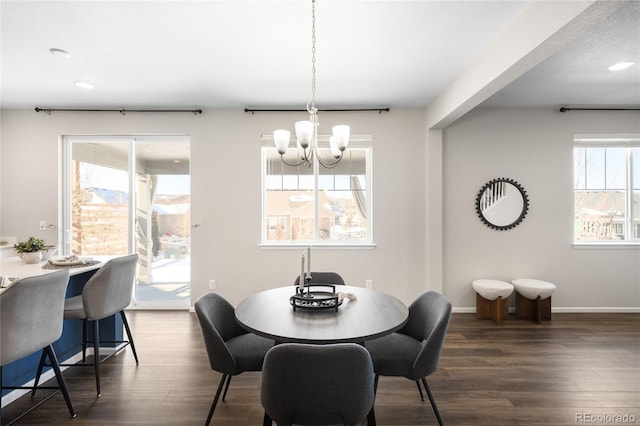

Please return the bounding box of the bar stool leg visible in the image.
[45,345,76,418]
[120,311,139,364]
[92,320,101,397]
[31,350,47,396]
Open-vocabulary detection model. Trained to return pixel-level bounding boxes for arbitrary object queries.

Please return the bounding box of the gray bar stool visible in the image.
[34,254,140,398]
[1,270,75,423]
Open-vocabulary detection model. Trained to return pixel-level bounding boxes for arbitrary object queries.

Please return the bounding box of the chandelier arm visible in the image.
[316,151,344,169]
[279,154,312,168]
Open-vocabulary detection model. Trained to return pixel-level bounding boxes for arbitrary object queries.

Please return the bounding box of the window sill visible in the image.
[260,243,376,249]
[572,242,640,249]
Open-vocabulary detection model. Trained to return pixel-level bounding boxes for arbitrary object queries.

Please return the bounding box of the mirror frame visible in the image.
[475,177,529,231]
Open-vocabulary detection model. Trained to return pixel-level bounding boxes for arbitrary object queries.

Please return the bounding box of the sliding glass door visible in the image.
[62,135,191,309]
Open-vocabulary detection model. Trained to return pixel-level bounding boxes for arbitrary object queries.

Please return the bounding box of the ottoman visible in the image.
[511,278,556,323]
[471,279,514,324]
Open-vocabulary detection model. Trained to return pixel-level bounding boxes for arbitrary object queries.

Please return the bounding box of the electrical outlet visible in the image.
[209,279,216,290]
[365,279,373,289]
[40,220,47,230]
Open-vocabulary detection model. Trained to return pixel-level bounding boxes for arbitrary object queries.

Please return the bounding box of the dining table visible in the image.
[235,284,409,345]
[235,284,408,426]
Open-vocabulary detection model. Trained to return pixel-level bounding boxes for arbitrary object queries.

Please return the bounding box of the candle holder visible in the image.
[290,283,341,312]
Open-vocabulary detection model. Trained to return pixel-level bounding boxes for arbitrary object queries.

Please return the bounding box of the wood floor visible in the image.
[2,311,638,425]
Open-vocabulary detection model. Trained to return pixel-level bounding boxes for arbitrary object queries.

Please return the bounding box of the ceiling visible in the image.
[1,0,639,114]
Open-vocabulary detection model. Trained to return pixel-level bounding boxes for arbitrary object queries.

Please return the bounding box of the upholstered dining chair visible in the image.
[1,270,76,422]
[292,271,346,286]
[195,292,275,426]
[34,254,140,398]
[365,291,452,426]
[261,343,375,426]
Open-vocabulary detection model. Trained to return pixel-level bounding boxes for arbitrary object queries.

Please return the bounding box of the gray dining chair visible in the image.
[365,291,452,426]
[34,254,140,398]
[292,271,345,286]
[1,270,76,422]
[195,292,275,426]
[261,343,375,426]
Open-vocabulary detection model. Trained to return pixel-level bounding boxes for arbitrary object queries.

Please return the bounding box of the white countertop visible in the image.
[0,255,113,293]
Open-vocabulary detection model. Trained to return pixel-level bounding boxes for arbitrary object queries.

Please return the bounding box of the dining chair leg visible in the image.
[30,350,47,396]
[415,380,425,401]
[422,378,444,426]
[92,320,101,397]
[45,345,76,418]
[262,411,272,426]
[222,374,232,400]
[120,310,139,364]
[373,374,379,395]
[366,406,377,426]
[205,373,228,426]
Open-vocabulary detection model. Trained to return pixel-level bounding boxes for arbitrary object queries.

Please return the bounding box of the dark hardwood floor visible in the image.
[2,311,638,425]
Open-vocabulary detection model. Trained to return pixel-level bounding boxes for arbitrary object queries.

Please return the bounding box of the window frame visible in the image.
[573,134,640,246]
[260,133,374,248]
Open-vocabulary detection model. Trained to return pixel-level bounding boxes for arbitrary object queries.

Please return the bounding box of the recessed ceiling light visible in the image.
[608,61,635,71]
[173,160,181,163]
[49,48,70,58]
[74,81,94,90]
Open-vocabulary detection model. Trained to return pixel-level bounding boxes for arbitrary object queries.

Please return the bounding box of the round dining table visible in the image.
[235,285,409,344]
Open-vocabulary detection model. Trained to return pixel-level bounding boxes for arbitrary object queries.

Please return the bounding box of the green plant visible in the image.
[13,236,47,253]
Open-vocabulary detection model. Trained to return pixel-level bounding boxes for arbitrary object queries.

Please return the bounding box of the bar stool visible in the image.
[472,279,514,324]
[34,254,140,398]
[511,278,556,323]
[1,270,75,423]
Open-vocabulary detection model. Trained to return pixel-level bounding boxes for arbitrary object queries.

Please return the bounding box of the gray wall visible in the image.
[443,107,640,311]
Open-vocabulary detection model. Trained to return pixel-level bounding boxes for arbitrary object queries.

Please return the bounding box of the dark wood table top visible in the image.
[235,285,409,344]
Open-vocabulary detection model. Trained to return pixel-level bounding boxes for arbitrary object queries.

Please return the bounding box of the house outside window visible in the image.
[573,134,640,243]
[261,135,373,246]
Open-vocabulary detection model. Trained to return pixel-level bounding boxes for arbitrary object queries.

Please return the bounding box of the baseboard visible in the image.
[453,306,640,314]
[552,307,640,313]
[1,344,126,408]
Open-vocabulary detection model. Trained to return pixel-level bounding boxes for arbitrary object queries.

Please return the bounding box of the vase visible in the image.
[22,251,43,264]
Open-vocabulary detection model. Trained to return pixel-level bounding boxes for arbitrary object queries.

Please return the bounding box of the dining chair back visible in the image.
[365,290,452,426]
[261,343,375,426]
[293,271,345,286]
[195,292,274,426]
[1,270,76,421]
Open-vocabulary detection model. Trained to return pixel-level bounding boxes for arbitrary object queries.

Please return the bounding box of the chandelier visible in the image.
[272,0,350,169]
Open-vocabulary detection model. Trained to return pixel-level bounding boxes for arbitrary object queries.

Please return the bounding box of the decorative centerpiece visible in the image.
[13,236,47,264]
[289,246,341,312]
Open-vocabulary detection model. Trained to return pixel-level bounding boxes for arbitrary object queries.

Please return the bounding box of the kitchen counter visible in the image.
[1,255,124,406]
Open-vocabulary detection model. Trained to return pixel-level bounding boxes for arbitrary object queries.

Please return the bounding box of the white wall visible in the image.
[3,107,638,310]
[0,108,428,306]
[443,107,640,311]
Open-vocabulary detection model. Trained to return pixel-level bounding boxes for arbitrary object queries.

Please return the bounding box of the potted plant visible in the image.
[13,236,47,264]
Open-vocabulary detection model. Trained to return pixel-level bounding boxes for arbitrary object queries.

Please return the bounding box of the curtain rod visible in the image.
[559,107,640,112]
[244,107,390,114]
[35,107,203,115]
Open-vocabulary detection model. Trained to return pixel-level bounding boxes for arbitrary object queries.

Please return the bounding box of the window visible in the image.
[261,135,372,245]
[573,135,640,243]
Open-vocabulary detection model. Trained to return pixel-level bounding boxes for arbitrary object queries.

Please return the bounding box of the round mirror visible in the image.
[475,178,529,230]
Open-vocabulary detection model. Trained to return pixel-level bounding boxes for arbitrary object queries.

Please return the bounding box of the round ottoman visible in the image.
[511,279,556,323]
[471,279,514,324]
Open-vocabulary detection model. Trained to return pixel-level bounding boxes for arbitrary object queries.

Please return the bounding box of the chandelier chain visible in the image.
[310,0,317,114]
